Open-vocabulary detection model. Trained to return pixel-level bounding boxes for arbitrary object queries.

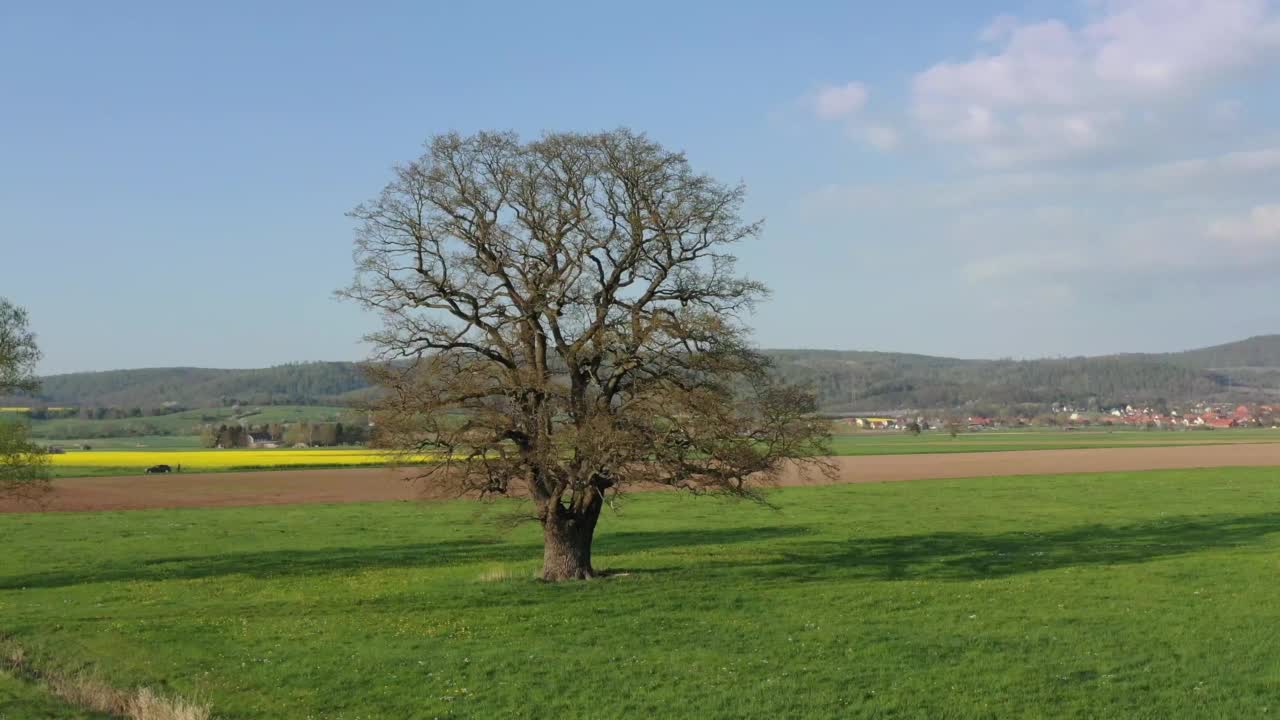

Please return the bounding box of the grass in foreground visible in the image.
[4,467,1280,718]
[0,668,111,719]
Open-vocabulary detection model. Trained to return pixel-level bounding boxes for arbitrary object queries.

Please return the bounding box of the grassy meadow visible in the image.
[827,426,1280,455]
[24,405,358,443]
[45,435,205,450]
[3,467,1280,718]
[0,669,110,719]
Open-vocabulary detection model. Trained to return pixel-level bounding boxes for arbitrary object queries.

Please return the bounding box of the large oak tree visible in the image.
[345,130,830,580]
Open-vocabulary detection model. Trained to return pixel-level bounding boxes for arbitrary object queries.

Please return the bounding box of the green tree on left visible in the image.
[0,298,51,501]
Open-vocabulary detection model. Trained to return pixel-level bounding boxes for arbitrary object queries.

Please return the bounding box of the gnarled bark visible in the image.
[539,492,604,581]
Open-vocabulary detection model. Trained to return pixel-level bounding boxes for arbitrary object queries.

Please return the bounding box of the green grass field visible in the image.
[0,669,110,719]
[24,405,358,442]
[3,467,1280,718]
[45,435,204,450]
[828,426,1280,455]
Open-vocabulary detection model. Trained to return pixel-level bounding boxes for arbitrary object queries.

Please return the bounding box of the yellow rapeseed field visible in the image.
[48,449,431,471]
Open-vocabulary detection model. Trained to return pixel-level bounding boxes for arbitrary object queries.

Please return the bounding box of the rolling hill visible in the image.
[8,336,1278,414]
[1152,334,1280,369]
[16,362,370,409]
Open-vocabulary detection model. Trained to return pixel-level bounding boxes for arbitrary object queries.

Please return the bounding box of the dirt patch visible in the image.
[776,442,1280,486]
[5,443,1280,513]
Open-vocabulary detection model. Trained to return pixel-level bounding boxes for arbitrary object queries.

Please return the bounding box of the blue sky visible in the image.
[4,0,1279,374]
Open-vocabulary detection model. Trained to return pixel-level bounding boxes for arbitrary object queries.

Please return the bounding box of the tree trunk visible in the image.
[540,497,603,581]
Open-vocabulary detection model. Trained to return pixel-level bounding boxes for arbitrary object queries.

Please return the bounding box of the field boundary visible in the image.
[1,638,210,719]
[6,442,1280,513]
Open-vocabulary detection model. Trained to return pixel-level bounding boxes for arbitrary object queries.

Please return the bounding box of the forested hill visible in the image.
[774,352,1255,414]
[11,335,1278,413]
[772,335,1280,414]
[1152,335,1280,369]
[22,362,370,408]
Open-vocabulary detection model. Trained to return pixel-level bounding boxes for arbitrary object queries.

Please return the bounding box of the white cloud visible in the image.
[1210,98,1243,125]
[803,145,1280,216]
[1135,147,1280,187]
[912,0,1280,166]
[979,14,1021,43]
[862,125,901,151]
[962,251,1089,283]
[1208,204,1280,246]
[803,172,1073,214]
[795,2,1280,319]
[813,82,868,120]
[955,203,1280,291]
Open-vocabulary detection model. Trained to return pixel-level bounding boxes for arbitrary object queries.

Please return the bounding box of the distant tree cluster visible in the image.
[1,298,50,501]
[67,405,186,421]
[200,421,369,448]
[38,421,176,441]
[20,406,78,420]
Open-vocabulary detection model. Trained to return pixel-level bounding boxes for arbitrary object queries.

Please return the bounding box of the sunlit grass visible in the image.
[3,467,1280,718]
[828,426,1280,455]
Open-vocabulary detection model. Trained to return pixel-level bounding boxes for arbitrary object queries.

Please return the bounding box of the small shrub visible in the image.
[126,686,211,720]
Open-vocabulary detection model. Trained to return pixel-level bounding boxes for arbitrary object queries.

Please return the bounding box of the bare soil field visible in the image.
[6,442,1280,513]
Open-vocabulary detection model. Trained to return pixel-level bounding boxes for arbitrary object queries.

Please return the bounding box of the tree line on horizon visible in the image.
[199,421,369,448]
[7,362,372,409]
[777,353,1257,416]
[6,337,1279,417]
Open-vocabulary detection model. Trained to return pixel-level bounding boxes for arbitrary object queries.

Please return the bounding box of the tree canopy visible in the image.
[0,298,40,395]
[0,297,50,500]
[345,129,830,580]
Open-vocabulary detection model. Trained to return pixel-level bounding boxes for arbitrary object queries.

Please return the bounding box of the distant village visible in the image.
[842,403,1280,432]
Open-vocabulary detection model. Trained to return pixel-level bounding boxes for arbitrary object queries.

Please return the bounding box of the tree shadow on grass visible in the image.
[7,513,1276,591]
[0,526,810,590]
[724,512,1280,583]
